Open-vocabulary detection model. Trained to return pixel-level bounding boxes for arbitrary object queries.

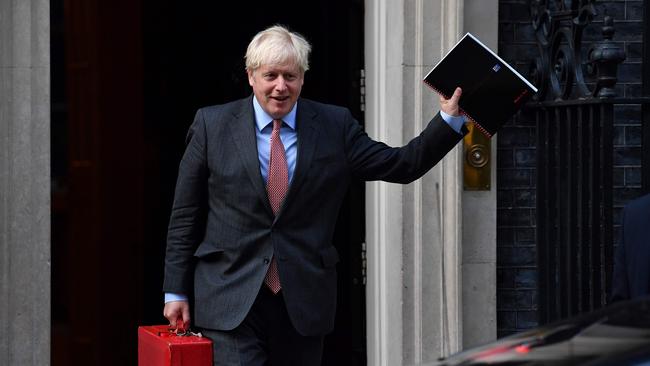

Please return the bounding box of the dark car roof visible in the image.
[434,297,650,366]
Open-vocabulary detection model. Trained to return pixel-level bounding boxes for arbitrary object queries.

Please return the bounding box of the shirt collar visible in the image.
[253,95,297,131]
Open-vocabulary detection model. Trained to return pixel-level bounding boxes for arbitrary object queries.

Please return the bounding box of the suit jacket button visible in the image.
[263,257,270,264]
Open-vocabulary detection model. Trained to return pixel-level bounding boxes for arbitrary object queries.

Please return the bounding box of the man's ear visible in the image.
[247,69,255,87]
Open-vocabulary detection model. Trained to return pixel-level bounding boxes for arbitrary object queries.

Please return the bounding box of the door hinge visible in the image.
[361,241,367,285]
[360,69,366,112]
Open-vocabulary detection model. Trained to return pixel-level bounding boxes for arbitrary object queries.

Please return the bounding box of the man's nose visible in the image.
[274,77,288,91]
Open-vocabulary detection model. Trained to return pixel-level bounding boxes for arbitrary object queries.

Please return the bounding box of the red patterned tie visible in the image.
[264,119,288,294]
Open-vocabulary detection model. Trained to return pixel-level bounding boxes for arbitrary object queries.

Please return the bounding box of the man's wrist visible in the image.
[440,110,466,134]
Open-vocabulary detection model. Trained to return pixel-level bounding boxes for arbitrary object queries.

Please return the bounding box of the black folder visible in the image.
[423,33,537,137]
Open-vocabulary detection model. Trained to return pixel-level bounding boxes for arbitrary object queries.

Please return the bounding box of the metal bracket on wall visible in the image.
[463,122,491,190]
[361,242,367,285]
[359,69,366,112]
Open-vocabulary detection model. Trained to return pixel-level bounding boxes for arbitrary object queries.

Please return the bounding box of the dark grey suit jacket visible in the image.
[163,96,464,336]
[611,193,650,302]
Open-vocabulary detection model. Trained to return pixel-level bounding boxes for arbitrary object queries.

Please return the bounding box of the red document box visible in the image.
[138,325,213,366]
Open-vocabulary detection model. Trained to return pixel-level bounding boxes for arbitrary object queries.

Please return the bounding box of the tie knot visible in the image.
[273,119,283,131]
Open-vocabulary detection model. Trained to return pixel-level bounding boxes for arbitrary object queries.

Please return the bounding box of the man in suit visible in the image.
[163,25,467,365]
[611,193,650,302]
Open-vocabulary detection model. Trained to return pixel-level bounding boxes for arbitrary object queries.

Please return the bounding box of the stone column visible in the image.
[401,0,465,362]
[365,0,465,364]
[365,1,406,364]
[461,0,498,349]
[365,0,497,364]
[0,1,51,365]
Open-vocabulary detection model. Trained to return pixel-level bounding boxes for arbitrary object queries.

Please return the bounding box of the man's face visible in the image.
[248,62,304,119]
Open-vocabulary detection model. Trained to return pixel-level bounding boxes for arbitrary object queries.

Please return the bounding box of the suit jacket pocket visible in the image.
[320,246,340,268]
[193,242,225,260]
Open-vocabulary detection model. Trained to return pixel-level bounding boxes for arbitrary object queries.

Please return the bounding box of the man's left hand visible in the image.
[439,87,462,117]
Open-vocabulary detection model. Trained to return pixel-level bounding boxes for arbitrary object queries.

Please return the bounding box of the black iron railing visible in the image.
[527,0,649,324]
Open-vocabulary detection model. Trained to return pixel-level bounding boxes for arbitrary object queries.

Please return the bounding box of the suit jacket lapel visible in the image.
[229,96,274,216]
[280,100,319,217]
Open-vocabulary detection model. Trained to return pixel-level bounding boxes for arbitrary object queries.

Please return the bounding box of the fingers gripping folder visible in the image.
[423,32,538,138]
[138,322,213,366]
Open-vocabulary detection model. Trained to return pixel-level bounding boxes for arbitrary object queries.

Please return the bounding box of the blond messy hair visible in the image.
[245,25,311,74]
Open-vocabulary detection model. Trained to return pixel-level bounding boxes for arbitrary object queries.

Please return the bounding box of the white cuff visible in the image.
[440,110,466,134]
[164,293,189,303]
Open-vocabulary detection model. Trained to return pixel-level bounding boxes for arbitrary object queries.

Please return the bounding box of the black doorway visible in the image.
[141,1,367,365]
[51,1,366,365]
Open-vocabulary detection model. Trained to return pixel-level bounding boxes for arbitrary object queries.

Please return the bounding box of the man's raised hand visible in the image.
[439,87,462,117]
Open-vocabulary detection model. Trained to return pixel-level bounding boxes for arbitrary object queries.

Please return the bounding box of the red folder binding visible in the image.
[138,325,213,366]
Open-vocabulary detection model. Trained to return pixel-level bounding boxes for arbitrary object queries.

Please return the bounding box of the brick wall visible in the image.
[496,0,644,337]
